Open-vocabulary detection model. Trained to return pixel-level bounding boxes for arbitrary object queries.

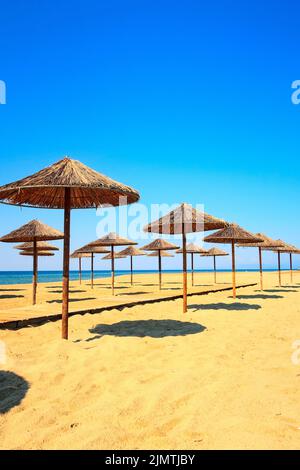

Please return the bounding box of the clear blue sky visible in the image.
[0,0,300,271]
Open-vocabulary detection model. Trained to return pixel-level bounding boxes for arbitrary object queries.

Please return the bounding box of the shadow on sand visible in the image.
[0,294,24,299]
[230,294,283,300]
[48,289,87,294]
[87,319,206,340]
[117,291,149,296]
[0,371,29,414]
[262,289,297,293]
[47,297,96,304]
[189,302,261,311]
[0,288,25,292]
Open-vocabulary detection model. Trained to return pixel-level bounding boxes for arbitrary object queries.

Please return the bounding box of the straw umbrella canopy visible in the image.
[144,203,227,311]
[263,241,300,286]
[203,224,263,299]
[76,243,110,289]
[102,252,127,259]
[88,232,137,295]
[0,220,63,305]
[278,243,300,284]
[20,251,55,257]
[237,234,284,290]
[0,157,139,339]
[118,246,146,286]
[147,250,174,257]
[200,247,229,284]
[101,252,127,289]
[283,245,300,283]
[141,239,178,290]
[14,241,59,251]
[70,250,92,284]
[176,242,208,286]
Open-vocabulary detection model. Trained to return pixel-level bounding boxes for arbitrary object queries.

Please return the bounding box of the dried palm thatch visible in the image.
[144,203,228,312]
[88,233,137,295]
[238,235,285,290]
[204,224,263,245]
[141,239,179,251]
[147,250,174,257]
[204,225,262,298]
[277,244,300,284]
[118,246,146,285]
[89,232,137,247]
[0,220,63,305]
[0,219,64,243]
[76,244,110,254]
[0,157,139,340]
[14,241,59,251]
[20,251,54,257]
[0,157,140,209]
[70,250,92,258]
[263,241,300,286]
[141,239,178,288]
[118,246,146,256]
[200,247,229,284]
[70,250,91,284]
[102,252,127,260]
[176,242,207,254]
[265,242,299,253]
[200,247,229,256]
[147,250,174,289]
[176,243,208,286]
[144,203,227,235]
[237,233,284,249]
[75,244,109,289]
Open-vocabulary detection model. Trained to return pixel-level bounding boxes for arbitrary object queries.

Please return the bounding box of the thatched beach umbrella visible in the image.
[20,251,54,257]
[76,244,109,289]
[147,250,174,257]
[118,246,146,285]
[264,241,300,286]
[144,203,227,311]
[200,247,229,284]
[141,239,179,290]
[284,245,300,283]
[204,224,262,299]
[88,232,137,295]
[0,157,139,339]
[176,243,208,286]
[237,234,284,290]
[285,245,300,283]
[0,220,63,305]
[70,250,92,284]
[14,241,59,251]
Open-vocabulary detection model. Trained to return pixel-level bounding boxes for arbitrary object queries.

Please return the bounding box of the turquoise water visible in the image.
[0,269,288,285]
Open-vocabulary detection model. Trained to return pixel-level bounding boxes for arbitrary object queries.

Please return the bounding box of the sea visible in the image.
[0,269,287,285]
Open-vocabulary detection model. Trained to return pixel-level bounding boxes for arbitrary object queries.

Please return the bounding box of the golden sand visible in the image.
[1,271,300,449]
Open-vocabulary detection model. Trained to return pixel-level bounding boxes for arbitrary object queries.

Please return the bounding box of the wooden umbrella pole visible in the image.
[32,238,38,305]
[158,250,162,290]
[258,246,263,291]
[231,240,236,299]
[290,253,293,284]
[277,251,281,287]
[191,253,194,286]
[79,258,82,284]
[91,252,94,289]
[130,255,133,286]
[182,231,187,312]
[62,187,71,340]
[111,245,115,295]
[213,255,216,284]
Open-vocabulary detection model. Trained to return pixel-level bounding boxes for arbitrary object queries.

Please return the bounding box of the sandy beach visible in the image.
[1,270,300,450]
